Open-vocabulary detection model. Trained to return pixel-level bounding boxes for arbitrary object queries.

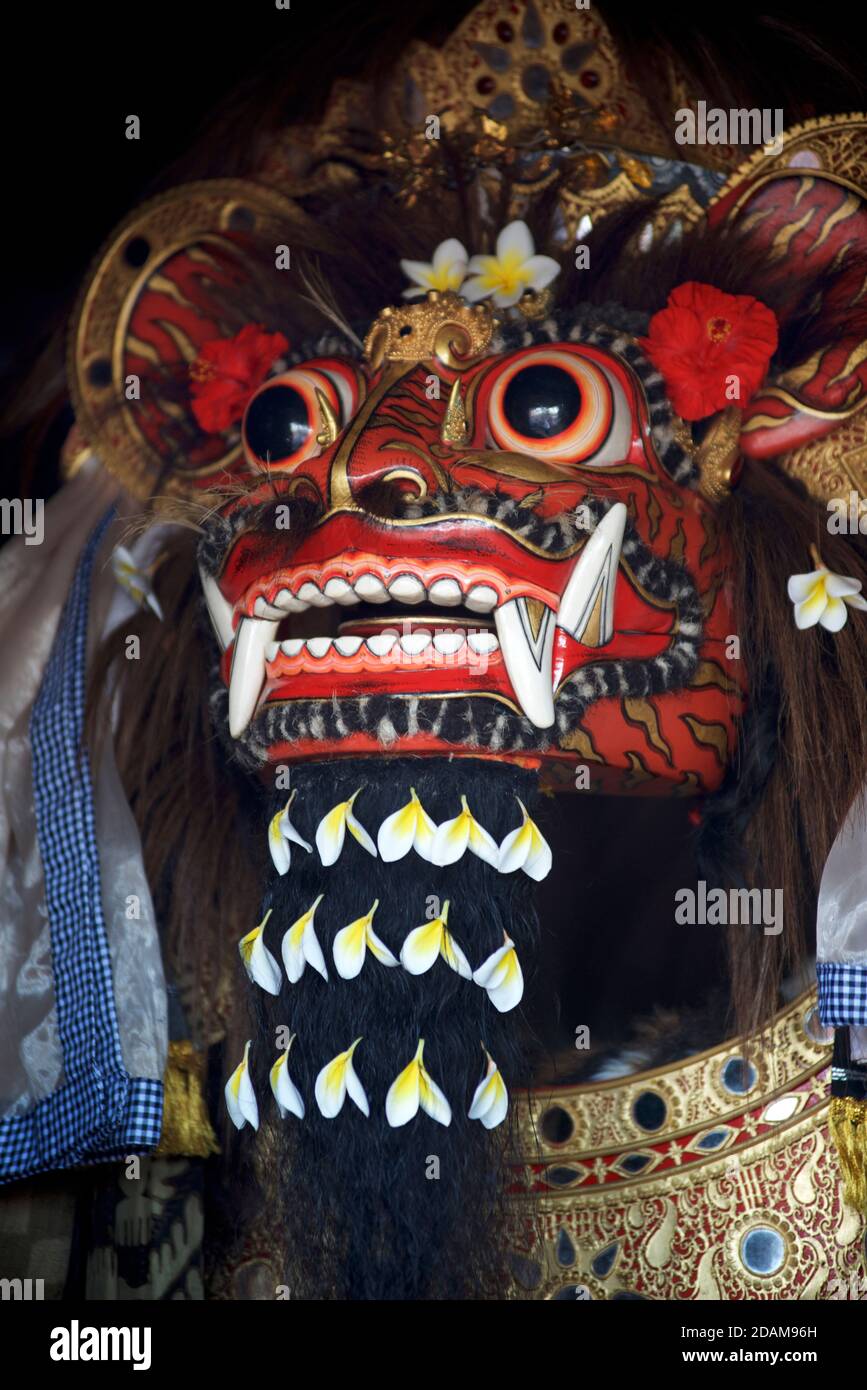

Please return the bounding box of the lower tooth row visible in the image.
[265,632,499,661]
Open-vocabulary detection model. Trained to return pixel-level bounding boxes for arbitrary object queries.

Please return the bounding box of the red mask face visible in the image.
[200,332,744,793]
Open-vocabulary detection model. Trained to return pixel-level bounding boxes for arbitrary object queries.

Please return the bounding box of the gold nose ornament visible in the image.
[440,378,470,445]
[315,388,340,447]
[363,290,495,371]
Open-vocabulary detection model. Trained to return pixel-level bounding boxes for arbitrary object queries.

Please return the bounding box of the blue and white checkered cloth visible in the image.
[0,509,163,1182]
[817,962,867,1028]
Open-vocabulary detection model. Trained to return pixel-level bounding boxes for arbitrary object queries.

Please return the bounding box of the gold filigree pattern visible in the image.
[363,292,494,369]
[508,990,865,1299]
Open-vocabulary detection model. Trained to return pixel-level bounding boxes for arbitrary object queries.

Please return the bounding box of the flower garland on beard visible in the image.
[227,755,542,1301]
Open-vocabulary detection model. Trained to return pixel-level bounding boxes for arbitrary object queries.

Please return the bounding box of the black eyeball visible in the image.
[487,347,618,464]
[244,383,311,464]
[502,363,583,439]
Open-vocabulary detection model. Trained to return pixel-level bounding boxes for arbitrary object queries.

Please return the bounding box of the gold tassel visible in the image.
[829,1096,867,1211]
[155,1041,221,1159]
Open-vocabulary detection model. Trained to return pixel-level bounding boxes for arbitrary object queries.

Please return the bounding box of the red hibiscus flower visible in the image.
[189,324,289,433]
[638,282,778,421]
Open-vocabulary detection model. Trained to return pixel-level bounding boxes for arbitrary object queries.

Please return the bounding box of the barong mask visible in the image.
[65,0,867,1298]
[195,285,742,791]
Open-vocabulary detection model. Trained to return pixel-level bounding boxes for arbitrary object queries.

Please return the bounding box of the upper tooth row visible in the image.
[253,575,499,617]
[266,631,500,661]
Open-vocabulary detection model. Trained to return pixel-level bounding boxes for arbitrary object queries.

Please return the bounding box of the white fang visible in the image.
[199,568,235,649]
[229,616,279,737]
[556,503,626,648]
[494,598,556,729]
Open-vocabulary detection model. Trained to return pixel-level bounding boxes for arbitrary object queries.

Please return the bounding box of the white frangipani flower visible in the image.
[788,545,867,631]
[400,237,469,300]
[225,1040,259,1131]
[111,544,164,620]
[497,797,552,881]
[431,795,498,867]
[270,1035,305,1120]
[468,1046,509,1129]
[268,789,312,876]
[315,1038,369,1119]
[332,899,399,979]
[238,908,282,995]
[377,786,438,862]
[316,788,377,866]
[462,220,560,309]
[281,893,329,983]
[385,1039,452,1128]
[473,932,524,1013]
[399,899,472,979]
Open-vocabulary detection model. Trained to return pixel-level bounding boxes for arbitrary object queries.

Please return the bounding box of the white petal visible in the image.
[460,275,492,303]
[239,911,282,995]
[468,816,499,866]
[280,816,312,854]
[269,824,291,876]
[419,1070,452,1127]
[473,938,513,990]
[282,930,304,983]
[248,934,282,995]
[270,1047,305,1120]
[225,1041,259,1131]
[412,798,439,862]
[825,573,862,598]
[303,920,330,981]
[367,923,399,967]
[491,287,524,308]
[496,219,534,262]
[440,930,473,980]
[497,822,531,874]
[468,1056,508,1128]
[346,794,377,858]
[431,810,471,865]
[819,596,849,631]
[845,592,867,611]
[523,831,553,882]
[400,919,444,975]
[345,1059,370,1117]
[315,1051,349,1118]
[316,801,348,866]
[487,953,524,1013]
[400,257,434,285]
[432,237,469,270]
[787,570,823,601]
[333,915,368,980]
[480,1079,509,1129]
[522,254,561,290]
[377,800,418,862]
[385,1058,421,1127]
[281,895,324,983]
[794,593,825,629]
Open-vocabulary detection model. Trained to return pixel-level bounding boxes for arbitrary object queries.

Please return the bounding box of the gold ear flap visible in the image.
[702,114,867,507]
[69,179,317,505]
[696,407,743,502]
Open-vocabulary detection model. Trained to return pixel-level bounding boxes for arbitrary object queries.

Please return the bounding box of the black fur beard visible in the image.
[243,756,541,1300]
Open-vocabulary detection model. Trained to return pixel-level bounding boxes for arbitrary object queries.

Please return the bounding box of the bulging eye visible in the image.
[242,360,360,471]
[486,348,631,466]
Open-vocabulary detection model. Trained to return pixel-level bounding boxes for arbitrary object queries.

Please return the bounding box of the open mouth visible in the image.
[201,503,681,740]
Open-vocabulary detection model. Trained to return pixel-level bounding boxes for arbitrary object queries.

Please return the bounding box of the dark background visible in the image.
[2,0,863,391]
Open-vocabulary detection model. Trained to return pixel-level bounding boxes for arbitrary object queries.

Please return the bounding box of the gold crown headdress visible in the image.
[67,0,867,510]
